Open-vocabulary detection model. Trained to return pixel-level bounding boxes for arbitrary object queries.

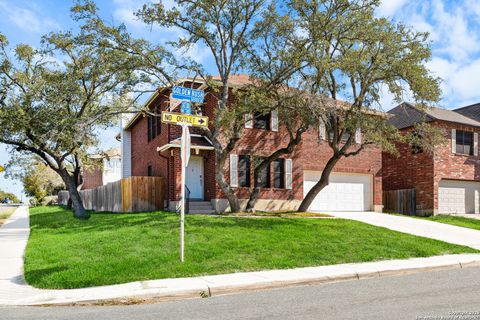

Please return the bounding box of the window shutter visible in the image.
[230,154,238,187]
[355,128,362,144]
[319,120,326,140]
[451,129,456,154]
[285,159,292,190]
[475,132,479,156]
[244,113,253,129]
[271,109,279,132]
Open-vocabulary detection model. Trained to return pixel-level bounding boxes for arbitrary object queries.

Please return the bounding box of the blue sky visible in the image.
[1,0,480,199]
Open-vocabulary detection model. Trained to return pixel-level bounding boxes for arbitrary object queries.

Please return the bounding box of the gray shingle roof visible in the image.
[388,102,480,129]
[454,103,480,122]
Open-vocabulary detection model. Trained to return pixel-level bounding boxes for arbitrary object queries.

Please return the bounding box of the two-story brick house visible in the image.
[383,102,480,215]
[120,75,383,213]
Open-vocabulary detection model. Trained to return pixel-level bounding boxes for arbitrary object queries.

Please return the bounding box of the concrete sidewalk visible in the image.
[1,207,480,306]
[326,211,480,250]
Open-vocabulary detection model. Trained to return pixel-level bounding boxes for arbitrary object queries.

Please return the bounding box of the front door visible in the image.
[186,156,204,200]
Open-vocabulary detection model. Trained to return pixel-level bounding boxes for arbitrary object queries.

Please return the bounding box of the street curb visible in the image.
[2,208,480,307]
[5,253,480,306]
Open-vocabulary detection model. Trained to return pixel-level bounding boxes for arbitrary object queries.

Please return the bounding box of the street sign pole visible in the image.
[164,85,204,263]
[179,124,191,262]
[180,135,185,262]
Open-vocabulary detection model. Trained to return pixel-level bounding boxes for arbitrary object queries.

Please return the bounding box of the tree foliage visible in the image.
[287,0,441,211]
[6,155,65,204]
[0,190,19,203]
[2,0,443,215]
[0,8,169,218]
[82,0,441,213]
[138,0,270,212]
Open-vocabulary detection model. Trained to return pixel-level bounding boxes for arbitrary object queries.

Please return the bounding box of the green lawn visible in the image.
[25,206,477,289]
[412,214,480,231]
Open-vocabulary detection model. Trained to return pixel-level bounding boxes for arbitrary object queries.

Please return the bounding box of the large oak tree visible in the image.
[0,13,170,218]
[290,0,441,211]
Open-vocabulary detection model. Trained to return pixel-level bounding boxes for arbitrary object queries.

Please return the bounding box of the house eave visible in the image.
[157,145,215,153]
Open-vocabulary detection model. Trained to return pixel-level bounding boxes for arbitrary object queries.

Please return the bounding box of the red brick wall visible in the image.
[131,94,170,178]
[432,121,480,210]
[382,127,435,211]
[382,120,480,212]
[222,125,382,205]
[129,85,382,207]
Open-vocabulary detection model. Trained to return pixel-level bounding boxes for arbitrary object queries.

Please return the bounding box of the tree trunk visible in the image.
[246,187,260,212]
[215,163,241,213]
[68,183,89,220]
[58,169,90,220]
[297,156,341,212]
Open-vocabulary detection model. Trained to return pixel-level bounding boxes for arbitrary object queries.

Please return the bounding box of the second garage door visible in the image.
[303,171,372,211]
[438,180,480,214]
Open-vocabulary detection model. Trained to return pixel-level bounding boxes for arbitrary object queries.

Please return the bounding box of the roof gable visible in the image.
[388,102,480,129]
[454,103,480,122]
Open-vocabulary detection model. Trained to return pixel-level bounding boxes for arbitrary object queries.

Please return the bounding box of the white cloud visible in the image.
[378,0,480,109]
[112,0,175,27]
[427,57,457,81]
[429,1,479,61]
[450,59,480,101]
[111,0,211,64]
[112,0,146,27]
[377,0,410,17]
[409,13,436,40]
[0,1,59,33]
[114,7,145,27]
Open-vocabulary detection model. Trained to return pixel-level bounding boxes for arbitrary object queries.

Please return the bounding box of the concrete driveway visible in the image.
[325,211,480,250]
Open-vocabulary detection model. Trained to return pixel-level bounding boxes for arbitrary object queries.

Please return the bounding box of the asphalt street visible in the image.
[2,267,480,320]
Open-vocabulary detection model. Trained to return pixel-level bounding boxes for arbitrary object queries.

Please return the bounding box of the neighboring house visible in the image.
[120,75,383,213]
[383,102,480,215]
[82,149,122,190]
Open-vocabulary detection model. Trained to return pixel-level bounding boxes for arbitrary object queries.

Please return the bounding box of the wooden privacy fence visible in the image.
[383,188,416,216]
[58,176,165,213]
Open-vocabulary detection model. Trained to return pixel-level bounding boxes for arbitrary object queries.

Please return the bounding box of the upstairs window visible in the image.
[253,112,271,130]
[254,157,270,188]
[155,106,162,136]
[273,159,285,189]
[147,115,152,142]
[147,105,162,142]
[238,155,251,187]
[456,130,473,155]
[341,132,351,141]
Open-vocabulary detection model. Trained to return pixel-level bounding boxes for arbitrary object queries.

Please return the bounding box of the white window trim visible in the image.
[319,120,326,140]
[244,114,253,129]
[230,154,238,187]
[271,109,279,132]
[475,132,479,156]
[451,129,456,154]
[285,159,292,190]
[355,128,362,144]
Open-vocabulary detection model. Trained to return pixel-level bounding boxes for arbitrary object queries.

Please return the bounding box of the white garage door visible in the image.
[438,180,480,214]
[303,171,372,211]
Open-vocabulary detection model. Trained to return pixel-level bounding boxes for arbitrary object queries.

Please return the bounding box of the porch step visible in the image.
[189,209,216,214]
[188,201,215,214]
